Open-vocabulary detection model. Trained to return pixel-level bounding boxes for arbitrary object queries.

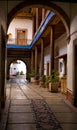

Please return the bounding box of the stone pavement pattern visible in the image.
[0,78,77,130]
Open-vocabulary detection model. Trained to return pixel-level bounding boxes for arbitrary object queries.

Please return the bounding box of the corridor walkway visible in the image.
[0,78,77,130]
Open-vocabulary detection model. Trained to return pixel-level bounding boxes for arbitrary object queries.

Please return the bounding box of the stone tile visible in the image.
[1,114,7,123]
[7,124,37,130]
[10,105,32,112]
[11,90,26,99]
[61,124,77,130]
[54,113,77,123]
[8,113,35,123]
[11,99,31,105]
[4,80,77,130]
[2,100,10,114]
[49,105,72,113]
[46,99,65,105]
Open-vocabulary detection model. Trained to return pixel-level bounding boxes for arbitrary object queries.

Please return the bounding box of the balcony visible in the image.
[7,39,32,49]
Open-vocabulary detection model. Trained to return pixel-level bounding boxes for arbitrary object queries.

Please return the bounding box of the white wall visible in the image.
[67,4,77,92]
[55,34,67,77]
[7,18,33,44]
[44,46,50,75]
[10,60,26,75]
[44,34,67,77]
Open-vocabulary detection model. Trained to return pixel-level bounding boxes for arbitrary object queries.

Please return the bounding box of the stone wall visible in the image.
[0,1,7,119]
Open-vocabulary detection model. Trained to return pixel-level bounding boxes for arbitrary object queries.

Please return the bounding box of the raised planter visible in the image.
[30,77,35,83]
[49,82,60,92]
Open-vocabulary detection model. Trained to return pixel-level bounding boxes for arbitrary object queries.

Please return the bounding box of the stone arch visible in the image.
[7,0,70,38]
[7,58,31,80]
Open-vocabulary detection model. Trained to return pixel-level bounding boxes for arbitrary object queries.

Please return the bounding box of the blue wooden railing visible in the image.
[7,12,54,49]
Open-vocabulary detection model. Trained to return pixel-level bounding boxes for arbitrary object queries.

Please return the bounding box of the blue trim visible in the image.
[7,45,31,49]
[30,12,54,48]
[7,12,54,49]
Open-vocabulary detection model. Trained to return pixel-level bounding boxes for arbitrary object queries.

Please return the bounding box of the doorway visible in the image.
[10,60,27,79]
[16,29,27,45]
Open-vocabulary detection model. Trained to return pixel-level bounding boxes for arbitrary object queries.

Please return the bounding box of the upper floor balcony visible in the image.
[7,38,32,49]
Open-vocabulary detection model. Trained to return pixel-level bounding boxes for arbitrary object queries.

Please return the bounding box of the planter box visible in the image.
[61,76,67,94]
[49,82,60,92]
[30,77,35,83]
[35,80,40,85]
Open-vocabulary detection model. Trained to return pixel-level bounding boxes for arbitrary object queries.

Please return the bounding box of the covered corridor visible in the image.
[0,77,77,130]
[0,1,77,130]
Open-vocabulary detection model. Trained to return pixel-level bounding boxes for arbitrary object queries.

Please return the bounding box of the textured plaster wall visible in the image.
[44,34,67,76]
[67,4,77,92]
[7,18,33,43]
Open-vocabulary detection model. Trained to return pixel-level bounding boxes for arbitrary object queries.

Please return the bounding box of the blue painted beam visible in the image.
[30,12,54,48]
[7,45,31,49]
[7,12,54,49]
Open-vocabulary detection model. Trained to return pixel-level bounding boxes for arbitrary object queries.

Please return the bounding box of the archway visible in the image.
[7,1,69,38]
[7,58,31,80]
[6,1,70,101]
[9,60,27,79]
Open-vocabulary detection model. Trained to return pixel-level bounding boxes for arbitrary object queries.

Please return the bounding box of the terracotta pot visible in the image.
[49,82,60,92]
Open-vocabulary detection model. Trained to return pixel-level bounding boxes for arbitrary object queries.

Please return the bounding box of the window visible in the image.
[60,62,62,72]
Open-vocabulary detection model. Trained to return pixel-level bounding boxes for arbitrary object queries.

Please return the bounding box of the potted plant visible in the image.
[49,70,60,92]
[40,75,46,87]
[45,76,51,88]
[35,74,40,85]
[28,70,35,83]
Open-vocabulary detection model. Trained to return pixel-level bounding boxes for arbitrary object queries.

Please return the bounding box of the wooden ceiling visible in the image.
[7,48,31,58]
[15,8,36,19]
[32,13,66,50]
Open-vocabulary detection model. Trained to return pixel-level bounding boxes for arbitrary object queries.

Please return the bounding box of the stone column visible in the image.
[35,46,38,75]
[40,38,44,76]
[50,26,54,74]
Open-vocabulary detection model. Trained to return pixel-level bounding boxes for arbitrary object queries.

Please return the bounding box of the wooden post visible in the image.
[40,38,44,76]
[35,46,38,75]
[50,26,54,74]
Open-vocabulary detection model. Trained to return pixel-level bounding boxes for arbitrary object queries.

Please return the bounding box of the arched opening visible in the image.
[7,1,69,88]
[7,1,69,37]
[6,1,70,99]
[9,60,27,80]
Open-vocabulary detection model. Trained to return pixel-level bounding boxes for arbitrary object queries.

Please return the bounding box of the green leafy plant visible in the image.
[45,76,51,87]
[50,70,59,82]
[20,71,24,75]
[16,71,20,75]
[28,70,35,78]
[41,75,46,82]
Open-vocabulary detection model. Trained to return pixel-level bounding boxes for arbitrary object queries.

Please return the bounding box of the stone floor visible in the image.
[0,78,77,130]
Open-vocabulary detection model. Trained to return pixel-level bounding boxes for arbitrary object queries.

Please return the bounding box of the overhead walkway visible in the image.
[0,77,77,130]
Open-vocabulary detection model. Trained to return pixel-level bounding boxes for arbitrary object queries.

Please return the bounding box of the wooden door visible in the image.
[17,30,26,45]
